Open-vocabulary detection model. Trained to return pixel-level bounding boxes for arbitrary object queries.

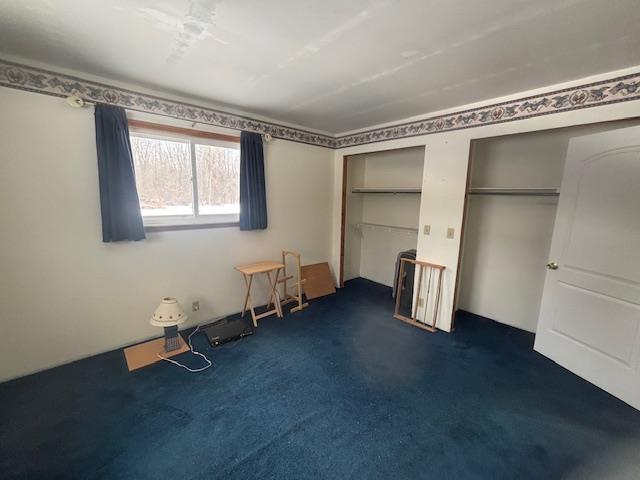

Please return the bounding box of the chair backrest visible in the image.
[282,250,301,274]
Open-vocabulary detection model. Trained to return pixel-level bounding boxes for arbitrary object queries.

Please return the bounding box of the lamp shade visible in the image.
[150,297,187,327]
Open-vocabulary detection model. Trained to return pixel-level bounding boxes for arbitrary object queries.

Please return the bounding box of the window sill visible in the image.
[145,222,240,232]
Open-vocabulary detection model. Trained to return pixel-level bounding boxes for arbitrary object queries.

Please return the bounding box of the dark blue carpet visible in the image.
[1,278,639,479]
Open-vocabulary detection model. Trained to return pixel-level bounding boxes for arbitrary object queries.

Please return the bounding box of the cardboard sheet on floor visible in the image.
[301,262,336,299]
[123,335,189,371]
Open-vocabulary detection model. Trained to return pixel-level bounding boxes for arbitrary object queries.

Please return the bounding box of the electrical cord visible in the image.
[156,325,212,372]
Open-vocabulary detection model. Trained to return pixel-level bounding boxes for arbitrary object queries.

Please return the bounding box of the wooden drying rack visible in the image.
[394,258,445,333]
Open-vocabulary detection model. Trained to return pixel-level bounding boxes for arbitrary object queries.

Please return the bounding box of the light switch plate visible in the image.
[446,228,455,239]
[423,225,431,235]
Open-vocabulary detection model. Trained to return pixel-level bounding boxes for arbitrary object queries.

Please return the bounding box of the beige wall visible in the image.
[0,87,335,382]
[4,64,640,381]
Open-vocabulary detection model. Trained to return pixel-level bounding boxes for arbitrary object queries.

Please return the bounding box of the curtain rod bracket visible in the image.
[65,94,95,108]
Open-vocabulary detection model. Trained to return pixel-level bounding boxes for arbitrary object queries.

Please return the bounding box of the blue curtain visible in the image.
[239,131,267,230]
[95,105,146,242]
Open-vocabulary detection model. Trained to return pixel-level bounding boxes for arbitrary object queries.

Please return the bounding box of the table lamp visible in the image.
[150,297,187,352]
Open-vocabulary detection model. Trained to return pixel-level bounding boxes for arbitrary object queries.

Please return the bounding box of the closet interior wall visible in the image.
[457,119,640,333]
[344,147,425,288]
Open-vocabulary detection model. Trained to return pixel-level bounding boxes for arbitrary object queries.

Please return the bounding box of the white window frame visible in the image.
[130,130,241,228]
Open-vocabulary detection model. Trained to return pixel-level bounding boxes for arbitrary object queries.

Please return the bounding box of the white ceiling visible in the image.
[1,0,640,134]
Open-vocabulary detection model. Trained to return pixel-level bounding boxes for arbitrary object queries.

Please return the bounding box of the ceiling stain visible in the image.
[245,0,391,89]
[400,50,419,58]
[134,0,229,63]
[343,61,547,121]
[286,0,590,113]
[1,0,638,133]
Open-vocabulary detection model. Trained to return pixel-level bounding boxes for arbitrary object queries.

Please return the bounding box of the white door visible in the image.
[534,125,640,410]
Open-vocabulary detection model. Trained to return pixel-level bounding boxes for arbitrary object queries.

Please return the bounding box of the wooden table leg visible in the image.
[272,268,283,317]
[266,272,274,311]
[266,267,284,312]
[241,274,252,316]
[242,273,258,328]
[266,269,283,318]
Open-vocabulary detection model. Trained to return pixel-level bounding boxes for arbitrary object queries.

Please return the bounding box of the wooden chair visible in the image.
[278,250,309,313]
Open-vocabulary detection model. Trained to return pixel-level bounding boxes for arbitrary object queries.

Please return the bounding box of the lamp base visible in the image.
[164,325,180,352]
[123,334,189,371]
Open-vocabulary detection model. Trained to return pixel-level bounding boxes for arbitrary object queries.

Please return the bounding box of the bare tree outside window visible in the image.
[130,135,193,216]
[129,133,240,223]
[196,144,240,215]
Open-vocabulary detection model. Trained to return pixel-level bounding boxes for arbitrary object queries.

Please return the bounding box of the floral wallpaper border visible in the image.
[334,71,640,148]
[2,58,640,150]
[0,59,335,148]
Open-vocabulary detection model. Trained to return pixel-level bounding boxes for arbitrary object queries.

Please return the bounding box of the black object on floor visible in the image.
[393,248,417,317]
[1,278,639,480]
[392,248,416,300]
[202,317,253,346]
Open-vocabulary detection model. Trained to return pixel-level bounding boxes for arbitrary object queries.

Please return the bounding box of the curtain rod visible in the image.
[63,95,273,141]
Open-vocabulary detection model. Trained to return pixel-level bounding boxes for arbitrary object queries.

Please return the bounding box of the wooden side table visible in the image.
[235,261,285,327]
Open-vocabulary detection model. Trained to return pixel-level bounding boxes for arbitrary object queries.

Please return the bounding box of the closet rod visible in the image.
[355,222,418,233]
[351,187,422,194]
[468,187,559,196]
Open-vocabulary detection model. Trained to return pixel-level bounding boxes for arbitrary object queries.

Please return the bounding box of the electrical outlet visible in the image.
[192,301,200,312]
[423,224,431,235]
[446,228,455,239]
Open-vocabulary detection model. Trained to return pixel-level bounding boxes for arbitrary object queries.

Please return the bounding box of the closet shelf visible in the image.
[354,222,419,233]
[351,187,422,194]
[468,187,560,196]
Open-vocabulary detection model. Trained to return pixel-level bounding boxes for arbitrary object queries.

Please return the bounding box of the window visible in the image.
[129,127,240,229]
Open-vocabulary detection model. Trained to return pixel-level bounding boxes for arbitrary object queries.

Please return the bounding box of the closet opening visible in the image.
[339,146,425,313]
[455,118,640,337]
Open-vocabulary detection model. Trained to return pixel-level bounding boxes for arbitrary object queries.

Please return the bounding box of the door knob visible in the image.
[546,262,559,270]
